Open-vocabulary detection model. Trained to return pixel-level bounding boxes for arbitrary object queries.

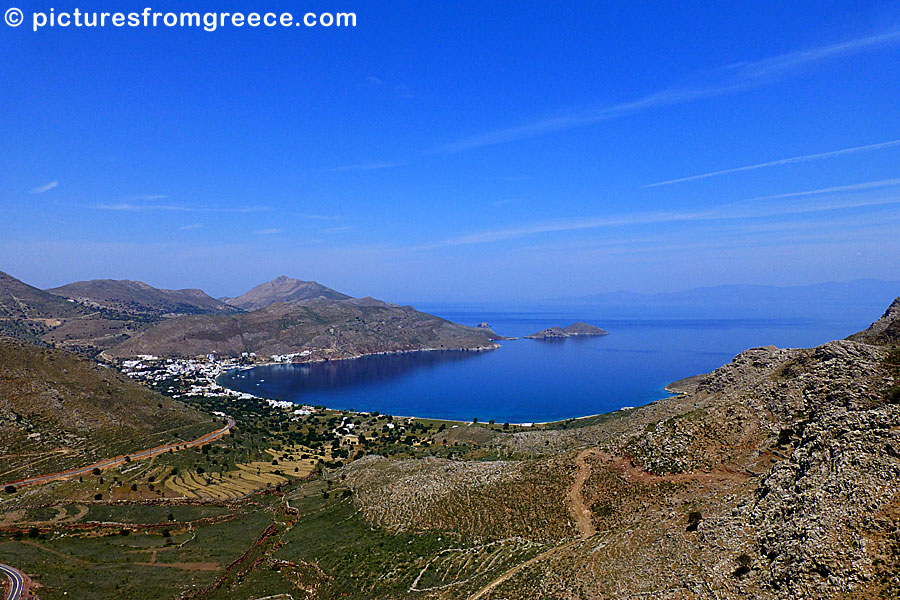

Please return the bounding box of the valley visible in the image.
[2,270,899,599]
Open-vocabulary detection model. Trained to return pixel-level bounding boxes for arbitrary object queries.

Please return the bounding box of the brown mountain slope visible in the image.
[107,297,498,359]
[0,336,214,481]
[0,271,89,343]
[847,296,900,345]
[224,275,351,310]
[48,279,240,319]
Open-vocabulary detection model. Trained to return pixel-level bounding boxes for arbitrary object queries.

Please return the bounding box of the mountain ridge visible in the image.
[224,275,351,310]
[107,295,498,359]
[48,278,240,318]
[847,296,900,345]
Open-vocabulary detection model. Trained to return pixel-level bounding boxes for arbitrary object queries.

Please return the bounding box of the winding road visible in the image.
[2,416,235,490]
[0,563,25,600]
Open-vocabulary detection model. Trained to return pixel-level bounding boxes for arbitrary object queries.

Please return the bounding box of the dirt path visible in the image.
[568,447,598,538]
[1,417,234,490]
[466,447,599,600]
[466,540,577,600]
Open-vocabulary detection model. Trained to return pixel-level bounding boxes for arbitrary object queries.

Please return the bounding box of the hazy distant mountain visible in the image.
[49,279,239,319]
[224,275,352,311]
[108,296,498,359]
[549,280,900,320]
[848,297,900,345]
[0,270,89,343]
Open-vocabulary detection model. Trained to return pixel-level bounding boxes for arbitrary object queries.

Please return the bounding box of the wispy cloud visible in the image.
[299,213,342,220]
[644,139,900,187]
[420,181,900,249]
[742,177,900,202]
[328,160,408,173]
[438,29,900,153]
[321,225,353,233]
[721,29,900,80]
[95,203,269,213]
[30,181,58,194]
[127,193,168,201]
[253,228,282,235]
[178,223,203,230]
[363,75,415,98]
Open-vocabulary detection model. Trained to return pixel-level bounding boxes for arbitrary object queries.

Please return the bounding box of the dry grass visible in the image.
[162,447,320,500]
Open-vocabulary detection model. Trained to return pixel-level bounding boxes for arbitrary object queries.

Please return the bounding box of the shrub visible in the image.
[733,553,752,578]
[686,511,702,532]
[886,386,900,404]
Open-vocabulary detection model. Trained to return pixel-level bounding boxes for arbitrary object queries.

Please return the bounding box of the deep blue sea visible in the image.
[218,310,868,423]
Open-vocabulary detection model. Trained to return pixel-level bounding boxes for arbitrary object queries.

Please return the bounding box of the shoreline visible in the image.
[217,367,669,430]
[205,338,682,430]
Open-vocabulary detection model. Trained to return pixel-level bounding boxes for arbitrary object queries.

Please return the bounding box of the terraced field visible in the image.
[410,539,544,593]
[162,448,322,500]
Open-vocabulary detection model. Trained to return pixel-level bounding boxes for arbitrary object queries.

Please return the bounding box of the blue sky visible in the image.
[2,0,899,302]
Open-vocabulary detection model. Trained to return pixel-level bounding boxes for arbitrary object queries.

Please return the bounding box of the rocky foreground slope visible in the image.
[340,299,900,599]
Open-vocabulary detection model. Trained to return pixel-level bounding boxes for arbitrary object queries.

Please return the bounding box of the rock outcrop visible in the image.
[848,296,900,345]
[525,322,609,339]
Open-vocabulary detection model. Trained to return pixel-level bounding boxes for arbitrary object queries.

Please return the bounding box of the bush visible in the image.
[4,485,16,494]
[733,553,752,578]
[686,511,702,532]
[886,386,900,404]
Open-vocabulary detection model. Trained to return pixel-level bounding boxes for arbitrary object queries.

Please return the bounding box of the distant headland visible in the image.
[525,322,610,339]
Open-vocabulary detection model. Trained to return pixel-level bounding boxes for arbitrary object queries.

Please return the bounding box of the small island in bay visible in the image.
[525,321,610,339]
